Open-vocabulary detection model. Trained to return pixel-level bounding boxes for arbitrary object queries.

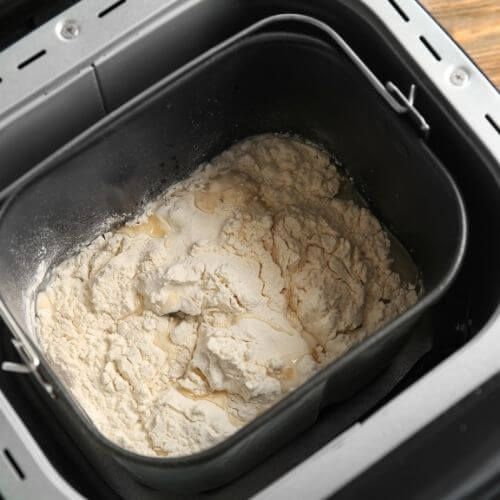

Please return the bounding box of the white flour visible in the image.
[36,134,418,457]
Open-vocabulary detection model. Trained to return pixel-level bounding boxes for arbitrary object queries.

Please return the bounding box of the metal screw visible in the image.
[450,67,469,87]
[58,20,80,40]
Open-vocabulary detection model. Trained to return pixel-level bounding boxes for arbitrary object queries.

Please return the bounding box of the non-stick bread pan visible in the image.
[0,15,466,492]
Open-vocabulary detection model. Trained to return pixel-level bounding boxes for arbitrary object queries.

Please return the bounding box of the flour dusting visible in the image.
[36,134,418,457]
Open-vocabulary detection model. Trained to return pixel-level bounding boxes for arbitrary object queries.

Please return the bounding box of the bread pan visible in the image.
[0,15,466,492]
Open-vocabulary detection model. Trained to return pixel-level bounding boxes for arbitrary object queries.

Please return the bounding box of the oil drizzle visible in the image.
[119,214,167,238]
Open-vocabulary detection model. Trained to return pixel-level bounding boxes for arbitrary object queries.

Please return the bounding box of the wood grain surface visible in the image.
[421,0,500,87]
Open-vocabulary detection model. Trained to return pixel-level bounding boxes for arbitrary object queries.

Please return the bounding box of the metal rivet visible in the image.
[57,20,80,40]
[450,68,469,87]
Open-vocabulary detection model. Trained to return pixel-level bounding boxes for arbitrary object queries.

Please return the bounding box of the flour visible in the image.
[36,134,418,457]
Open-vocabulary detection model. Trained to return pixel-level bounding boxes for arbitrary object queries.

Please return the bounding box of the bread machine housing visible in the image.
[0,1,499,499]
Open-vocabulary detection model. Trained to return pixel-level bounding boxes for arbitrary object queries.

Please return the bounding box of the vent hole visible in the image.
[486,114,500,135]
[17,50,46,70]
[419,36,442,61]
[98,0,126,18]
[3,449,25,480]
[388,0,410,21]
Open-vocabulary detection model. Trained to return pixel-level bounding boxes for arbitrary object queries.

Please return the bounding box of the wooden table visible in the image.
[422,0,500,88]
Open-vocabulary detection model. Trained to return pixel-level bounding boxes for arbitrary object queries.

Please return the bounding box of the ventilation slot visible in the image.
[17,50,46,70]
[98,0,126,18]
[419,36,442,61]
[486,114,500,135]
[388,0,410,22]
[3,449,25,480]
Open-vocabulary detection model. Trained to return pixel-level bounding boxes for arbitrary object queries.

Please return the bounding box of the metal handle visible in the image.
[2,336,38,370]
[1,311,54,396]
[215,13,430,137]
[386,82,430,137]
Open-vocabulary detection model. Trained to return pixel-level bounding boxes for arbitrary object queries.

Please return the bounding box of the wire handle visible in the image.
[218,13,431,137]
